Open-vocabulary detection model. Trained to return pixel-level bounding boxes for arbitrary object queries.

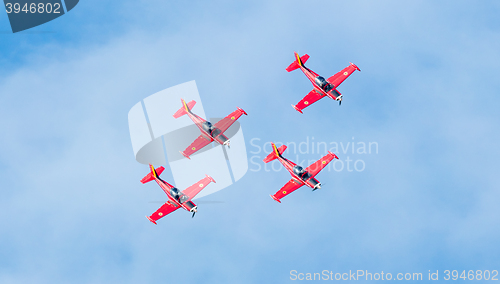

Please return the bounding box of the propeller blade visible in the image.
[339,100,341,106]
[313,183,322,191]
[192,211,196,218]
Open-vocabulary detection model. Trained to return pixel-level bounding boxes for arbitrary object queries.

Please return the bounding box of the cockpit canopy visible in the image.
[293,165,311,181]
[315,76,334,93]
[293,165,305,175]
[170,187,189,203]
[201,121,213,133]
[315,76,327,88]
[201,121,221,137]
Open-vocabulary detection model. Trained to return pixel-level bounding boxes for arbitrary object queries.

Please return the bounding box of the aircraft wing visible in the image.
[327,63,359,87]
[182,175,216,201]
[271,179,304,202]
[213,108,247,134]
[180,135,213,159]
[292,89,325,113]
[147,202,180,224]
[305,152,338,178]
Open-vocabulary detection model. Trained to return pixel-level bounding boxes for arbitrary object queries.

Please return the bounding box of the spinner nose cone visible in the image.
[191,206,198,218]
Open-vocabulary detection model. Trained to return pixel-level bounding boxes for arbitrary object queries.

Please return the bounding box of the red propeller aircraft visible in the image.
[264,143,339,203]
[173,99,247,159]
[286,52,360,113]
[141,164,216,224]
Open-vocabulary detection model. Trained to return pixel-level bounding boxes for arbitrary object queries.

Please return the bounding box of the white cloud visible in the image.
[1,0,500,282]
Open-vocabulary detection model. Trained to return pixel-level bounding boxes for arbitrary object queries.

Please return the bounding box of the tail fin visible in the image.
[140,164,165,184]
[263,143,287,163]
[286,52,310,72]
[173,99,196,119]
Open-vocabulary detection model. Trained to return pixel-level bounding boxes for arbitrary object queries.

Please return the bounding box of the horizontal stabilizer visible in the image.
[286,53,310,72]
[173,99,196,119]
[263,143,287,163]
[140,165,165,184]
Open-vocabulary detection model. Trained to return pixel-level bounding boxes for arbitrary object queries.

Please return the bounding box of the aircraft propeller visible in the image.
[192,211,196,218]
[313,183,322,191]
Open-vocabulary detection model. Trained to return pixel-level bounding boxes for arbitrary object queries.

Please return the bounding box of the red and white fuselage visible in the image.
[140,165,216,224]
[152,175,198,213]
[299,64,343,102]
[185,109,229,146]
[275,154,322,190]
[286,52,360,113]
[173,99,247,159]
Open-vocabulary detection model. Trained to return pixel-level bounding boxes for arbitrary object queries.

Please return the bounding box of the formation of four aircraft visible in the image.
[141,52,360,224]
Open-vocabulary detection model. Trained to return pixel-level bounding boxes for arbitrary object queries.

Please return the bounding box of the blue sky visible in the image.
[1,0,500,283]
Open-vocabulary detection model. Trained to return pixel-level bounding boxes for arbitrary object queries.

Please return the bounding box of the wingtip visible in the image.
[146,216,157,225]
[180,151,191,159]
[291,104,303,114]
[328,151,339,159]
[270,194,281,203]
[350,62,360,72]
[206,174,216,183]
[237,107,247,115]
